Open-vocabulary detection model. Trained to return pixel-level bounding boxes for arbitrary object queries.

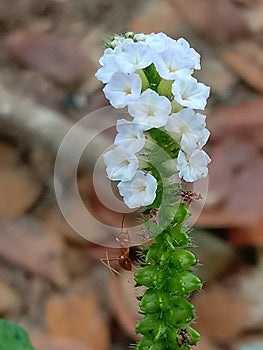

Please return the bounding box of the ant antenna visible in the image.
[100,251,120,277]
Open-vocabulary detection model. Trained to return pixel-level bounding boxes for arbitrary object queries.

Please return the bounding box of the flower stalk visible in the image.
[96,31,211,349]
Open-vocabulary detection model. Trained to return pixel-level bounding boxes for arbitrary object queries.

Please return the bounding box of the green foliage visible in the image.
[0,319,36,350]
[147,128,180,160]
[143,64,162,91]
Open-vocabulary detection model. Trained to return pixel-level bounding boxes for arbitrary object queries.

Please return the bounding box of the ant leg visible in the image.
[100,251,120,277]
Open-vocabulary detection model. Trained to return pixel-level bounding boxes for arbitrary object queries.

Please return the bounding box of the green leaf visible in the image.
[143,64,162,91]
[147,128,180,159]
[0,320,36,350]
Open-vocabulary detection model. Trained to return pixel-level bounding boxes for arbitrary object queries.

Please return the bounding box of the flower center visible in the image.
[124,86,132,95]
[146,107,155,117]
[168,65,175,73]
[122,159,130,166]
[180,124,189,134]
[133,179,147,193]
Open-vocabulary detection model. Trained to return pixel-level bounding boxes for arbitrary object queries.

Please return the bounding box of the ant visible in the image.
[101,215,145,275]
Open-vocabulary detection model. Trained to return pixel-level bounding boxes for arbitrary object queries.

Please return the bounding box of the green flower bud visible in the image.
[157,79,173,98]
[187,327,201,345]
[181,272,202,294]
[135,265,164,288]
[163,297,195,325]
[160,249,197,269]
[136,314,160,337]
[140,289,170,313]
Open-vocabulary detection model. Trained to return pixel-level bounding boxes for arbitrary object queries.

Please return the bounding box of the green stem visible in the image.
[134,131,202,349]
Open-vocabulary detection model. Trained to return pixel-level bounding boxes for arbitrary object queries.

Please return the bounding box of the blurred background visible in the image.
[0,0,263,349]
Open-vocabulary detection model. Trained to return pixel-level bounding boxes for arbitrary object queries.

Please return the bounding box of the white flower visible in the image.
[95,49,120,84]
[114,119,145,153]
[112,37,134,51]
[176,38,201,70]
[154,47,193,80]
[172,76,210,110]
[134,33,147,42]
[144,32,174,53]
[116,42,153,74]
[177,149,211,182]
[197,128,210,149]
[165,108,208,152]
[117,171,157,208]
[103,72,142,108]
[128,88,171,130]
[103,147,138,181]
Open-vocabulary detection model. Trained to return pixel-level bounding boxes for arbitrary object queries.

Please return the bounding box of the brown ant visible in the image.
[101,215,145,275]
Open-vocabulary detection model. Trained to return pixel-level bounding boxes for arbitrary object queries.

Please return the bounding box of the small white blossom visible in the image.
[116,42,153,74]
[103,147,138,181]
[134,33,147,42]
[117,171,157,208]
[95,49,120,83]
[165,108,208,152]
[176,38,201,70]
[128,88,171,130]
[154,47,193,80]
[114,119,145,153]
[103,72,142,108]
[144,32,176,53]
[111,37,134,51]
[172,76,210,110]
[177,149,211,182]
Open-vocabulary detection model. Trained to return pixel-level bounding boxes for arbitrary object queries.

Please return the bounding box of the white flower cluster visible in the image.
[96,32,211,209]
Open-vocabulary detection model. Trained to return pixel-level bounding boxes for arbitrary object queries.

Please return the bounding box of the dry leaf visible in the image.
[224,41,263,93]
[109,271,140,339]
[7,28,94,86]
[129,0,181,34]
[29,331,92,350]
[230,220,263,245]
[170,0,249,41]
[0,166,41,219]
[0,280,21,315]
[195,335,220,350]
[198,99,263,228]
[46,295,109,350]
[192,286,247,340]
[0,216,69,287]
[237,256,263,330]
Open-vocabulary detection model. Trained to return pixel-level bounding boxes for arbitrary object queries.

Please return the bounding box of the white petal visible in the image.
[177,149,211,182]
[176,38,201,70]
[103,147,138,181]
[117,171,157,208]
[114,119,145,153]
[154,47,193,80]
[95,51,119,83]
[116,42,153,74]
[165,108,209,152]
[172,76,210,110]
[103,72,142,108]
[128,89,171,130]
